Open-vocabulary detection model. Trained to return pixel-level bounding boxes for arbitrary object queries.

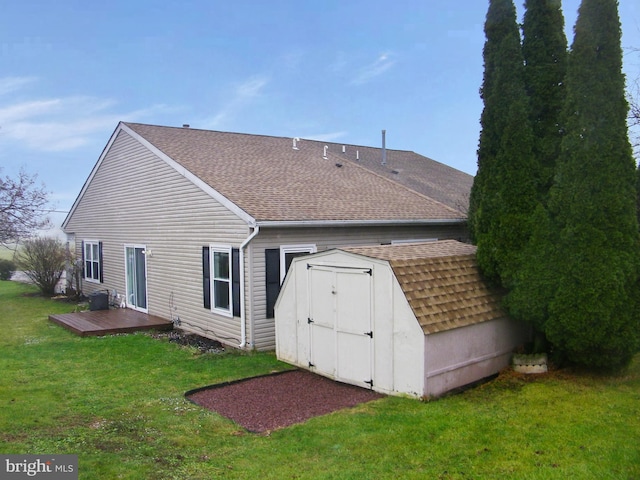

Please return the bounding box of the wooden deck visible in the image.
[49,308,173,337]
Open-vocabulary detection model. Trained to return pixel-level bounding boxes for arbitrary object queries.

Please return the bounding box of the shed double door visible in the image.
[307,265,374,389]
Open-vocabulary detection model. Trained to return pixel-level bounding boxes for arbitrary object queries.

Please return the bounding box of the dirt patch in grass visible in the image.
[186,370,384,433]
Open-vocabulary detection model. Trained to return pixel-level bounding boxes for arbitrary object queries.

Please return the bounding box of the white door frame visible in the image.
[124,244,148,313]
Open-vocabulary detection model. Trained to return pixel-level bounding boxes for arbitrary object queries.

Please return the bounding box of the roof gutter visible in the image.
[256,218,466,228]
[238,225,260,349]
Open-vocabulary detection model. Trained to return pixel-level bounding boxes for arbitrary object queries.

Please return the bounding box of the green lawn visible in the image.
[0,244,18,261]
[1,281,638,479]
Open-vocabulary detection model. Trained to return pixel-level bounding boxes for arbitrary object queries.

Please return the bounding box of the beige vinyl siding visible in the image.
[65,130,250,346]
[64,126,468,352]
[248,223,467,351]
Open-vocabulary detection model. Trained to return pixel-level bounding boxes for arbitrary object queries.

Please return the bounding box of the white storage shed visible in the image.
[275,240,530,398]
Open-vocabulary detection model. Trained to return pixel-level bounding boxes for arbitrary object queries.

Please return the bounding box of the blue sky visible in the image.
[1,1,639,234]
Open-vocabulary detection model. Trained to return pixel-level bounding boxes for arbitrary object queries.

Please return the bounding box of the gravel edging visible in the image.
[186,369,384,433]
[151,331,226,354]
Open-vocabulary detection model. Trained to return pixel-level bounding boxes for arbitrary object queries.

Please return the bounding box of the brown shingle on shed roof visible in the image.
[343,240,507,334]
[343,239,476,260]
[123,122,468,223]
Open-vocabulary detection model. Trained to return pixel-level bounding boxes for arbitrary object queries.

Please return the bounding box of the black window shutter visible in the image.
[202,247,211,309]
[265,248,281,319]
[98,241,104,283]
[81,240,86,279]
[232,248,240,317]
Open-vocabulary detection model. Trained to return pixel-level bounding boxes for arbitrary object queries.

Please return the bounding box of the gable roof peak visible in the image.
[120,122,470,223]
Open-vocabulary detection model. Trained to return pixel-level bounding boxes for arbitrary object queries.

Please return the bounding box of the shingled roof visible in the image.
[123,123,469,224]
[332,143,473,214]
[343,240,508,334]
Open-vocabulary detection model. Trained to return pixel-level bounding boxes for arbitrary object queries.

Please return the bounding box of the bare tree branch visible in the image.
[0,168,51,245]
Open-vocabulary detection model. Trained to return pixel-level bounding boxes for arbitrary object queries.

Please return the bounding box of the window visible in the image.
[212,246,231,314]
[280,245,317,283]
[202,245,240,317]
[83,240,102,283]
[266,244,316,318]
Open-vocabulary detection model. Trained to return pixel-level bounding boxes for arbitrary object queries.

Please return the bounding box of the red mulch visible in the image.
[186,369,384,433]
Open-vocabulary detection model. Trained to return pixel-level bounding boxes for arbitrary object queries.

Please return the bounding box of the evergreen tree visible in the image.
[522,0,568,200]
[503,0,567,349]
[469,0,537,287]
[539,0,639,368]
[637,165,640,226]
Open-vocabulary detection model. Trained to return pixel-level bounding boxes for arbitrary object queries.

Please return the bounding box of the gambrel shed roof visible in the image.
[343,240,507,334]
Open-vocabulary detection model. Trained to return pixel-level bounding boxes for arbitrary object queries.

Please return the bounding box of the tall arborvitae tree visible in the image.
[522,0,568,200]
[539,0,639,368]
[503,0,567,351]
[469,0,537,287]
[637,165,640,227]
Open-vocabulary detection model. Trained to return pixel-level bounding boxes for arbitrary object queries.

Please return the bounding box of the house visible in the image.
[275,241,530,398]
[62,122,472,350]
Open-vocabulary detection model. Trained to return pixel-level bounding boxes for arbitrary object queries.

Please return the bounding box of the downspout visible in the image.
[238,225,260,349]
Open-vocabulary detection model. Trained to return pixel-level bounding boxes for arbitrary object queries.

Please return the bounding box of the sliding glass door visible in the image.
[125,245,147,312]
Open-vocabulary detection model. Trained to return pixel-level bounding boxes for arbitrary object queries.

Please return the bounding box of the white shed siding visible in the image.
[422,318,530,398]
[276,247,530,398]
[389,279,425,397]
[250,224,466,351]
[275,250,427,397]
[274,268,297,362]
[64,130,251,346]
[369,260,395,393]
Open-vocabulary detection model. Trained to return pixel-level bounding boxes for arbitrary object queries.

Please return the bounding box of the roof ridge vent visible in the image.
[293,137,300,150]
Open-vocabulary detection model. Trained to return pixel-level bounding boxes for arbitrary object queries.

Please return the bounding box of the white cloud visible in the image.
[0,80,171,152]
[206,112,227,130]
[203,75,270,129]
[350,52,397,86]
[0,99,62,122]
[0,76,37,96]
[1,100,168,151]
[304,131,348,142]
[237,76,269,98]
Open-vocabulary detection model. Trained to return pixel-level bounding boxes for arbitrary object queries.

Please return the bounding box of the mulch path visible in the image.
[186,370,385,433]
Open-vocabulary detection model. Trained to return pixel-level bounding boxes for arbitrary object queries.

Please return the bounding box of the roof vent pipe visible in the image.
[323,145,328,159]
[381,129,387,165]
[293,137,300,150]
[356,150,360,161]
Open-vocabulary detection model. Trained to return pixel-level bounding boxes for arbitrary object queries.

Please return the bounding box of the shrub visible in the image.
[15,237,69,296]
[0,259,16,280]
